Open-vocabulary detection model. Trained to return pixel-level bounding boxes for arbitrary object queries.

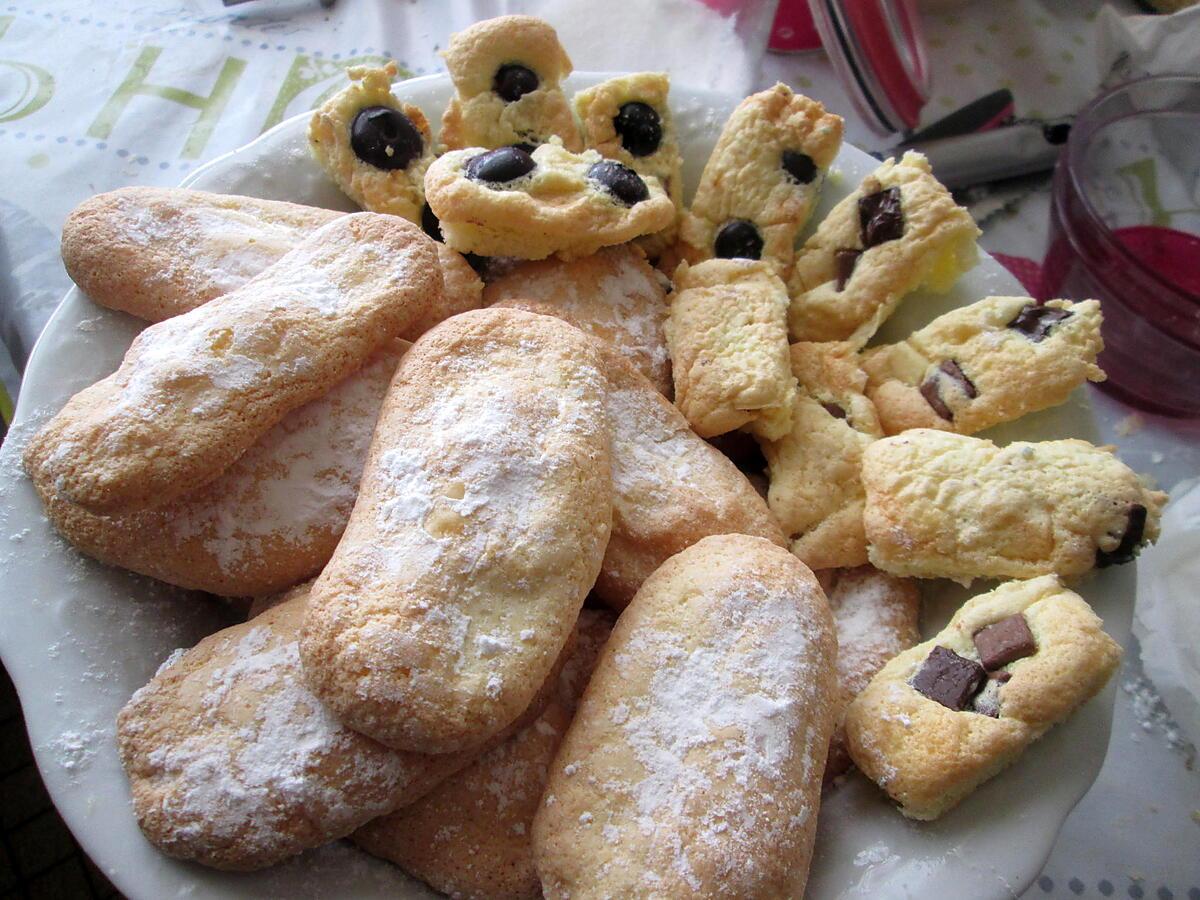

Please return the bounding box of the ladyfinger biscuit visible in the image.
[595,341,786,610]
[788,151,980,345]
[845,576,1121,819]
[29,342,405,598]
[664,258,798,440]
[118,584,482,871]
[678,83,843,276]
[862,430,1167,580]
[819,566,921,783]
[61,187,341,322]
[762,341,882,570]
[483,244,672,395]
[861,296,1105,435]
[532,534,838,899]
[300,309,612,754]
[424,141,675,260]
[308,62,434,222]
[352,609,614,900]
[439,16,582,152]
[573,73,683,254]
[24,213,440,515]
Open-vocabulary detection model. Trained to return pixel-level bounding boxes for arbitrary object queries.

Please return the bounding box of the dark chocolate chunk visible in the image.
[509,142,538,154]
[614,102,662,157]
[350,106,424,171]
[1008,303,1072,342]
[782,149,817,184]
[713,219,764,260]
[859,186,904,248]
[465,146,536,183]
[494,64,539,102]
[587,160,650,206]
[973,614,1037,671]
[910,646,986,711]
[821,401,847,420]
[834,249,861,291]
[919,359,977,421]
[420,202,443,243]
[1096,503,1148,568]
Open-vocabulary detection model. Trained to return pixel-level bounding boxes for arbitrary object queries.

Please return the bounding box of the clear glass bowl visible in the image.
[1046,75,1200,418]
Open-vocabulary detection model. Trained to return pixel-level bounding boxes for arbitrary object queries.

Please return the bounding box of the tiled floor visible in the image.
[0,664,120,900]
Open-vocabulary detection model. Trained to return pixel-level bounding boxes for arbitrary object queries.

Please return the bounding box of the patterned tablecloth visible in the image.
[0,1,1197,897]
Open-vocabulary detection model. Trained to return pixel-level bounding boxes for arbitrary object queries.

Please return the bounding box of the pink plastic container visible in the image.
[1046,75,1200,418]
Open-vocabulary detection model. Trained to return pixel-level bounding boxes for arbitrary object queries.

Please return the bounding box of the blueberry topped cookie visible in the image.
[678,83,843,276]
[308,62,434,222]
[788,151,980,345]
[573,73,683,248]
[861,296,1105,435]
[423,140,675,259]
[439,15,582,152]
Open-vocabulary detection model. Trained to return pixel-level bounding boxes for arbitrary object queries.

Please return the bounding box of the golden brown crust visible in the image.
[845,576,1121,819]
[862,430,1168,580]
[424,141,675,260]
[60,187,342,322]
[664,259,798,440]
[299,309,612,754]
[439,16,582,152]
[594,341,786,610]
[861,296,1105,435]
[483,245,671,395]
[678,84,843,276]
[30,342,406,597]
[308,63,434,221]
[351,610,614,900]
[533,534,837,899]
[25,213,441,515]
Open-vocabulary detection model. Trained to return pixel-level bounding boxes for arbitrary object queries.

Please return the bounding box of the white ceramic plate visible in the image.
[0,73,1128,899]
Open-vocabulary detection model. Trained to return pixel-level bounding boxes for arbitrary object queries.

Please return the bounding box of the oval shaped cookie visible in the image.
[532,534,838,899]
[300,308,612,754]
[25,213,441,515]
[595,342,786,609]
[29,342,405,597]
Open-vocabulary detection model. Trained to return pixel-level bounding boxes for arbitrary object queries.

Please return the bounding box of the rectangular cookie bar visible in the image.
[677,83,842,276]
[862,430,1167,580]
[844,575,1121,819]
[861,296,1105,435]
[664,258,798,440]
[762,341,882,569]
[787,151,980,346]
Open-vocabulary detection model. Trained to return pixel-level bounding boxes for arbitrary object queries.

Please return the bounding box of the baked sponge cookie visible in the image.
[484,244,672,396]
[29,341,405,598]
[352,609,614,900]
[788,151,980,345]
[678,83,843,276]
[818,566,920,783]
[532,534,837,899]
[594,341,786,610]
[664,258,798,440]
[309,62,434,222]
[762,341,882,570]
[300,309,612,754]
[424,141,675,260]
[61,187,341,322]
[24,213,441,515]
[861,296,1105,435]
[439,15,582,152]
[862,430,1167,581]
[845,575,1121,819]
[117,583,487,871]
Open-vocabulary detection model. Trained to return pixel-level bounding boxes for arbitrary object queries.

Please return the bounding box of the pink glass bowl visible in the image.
[1046,75,1200,417]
